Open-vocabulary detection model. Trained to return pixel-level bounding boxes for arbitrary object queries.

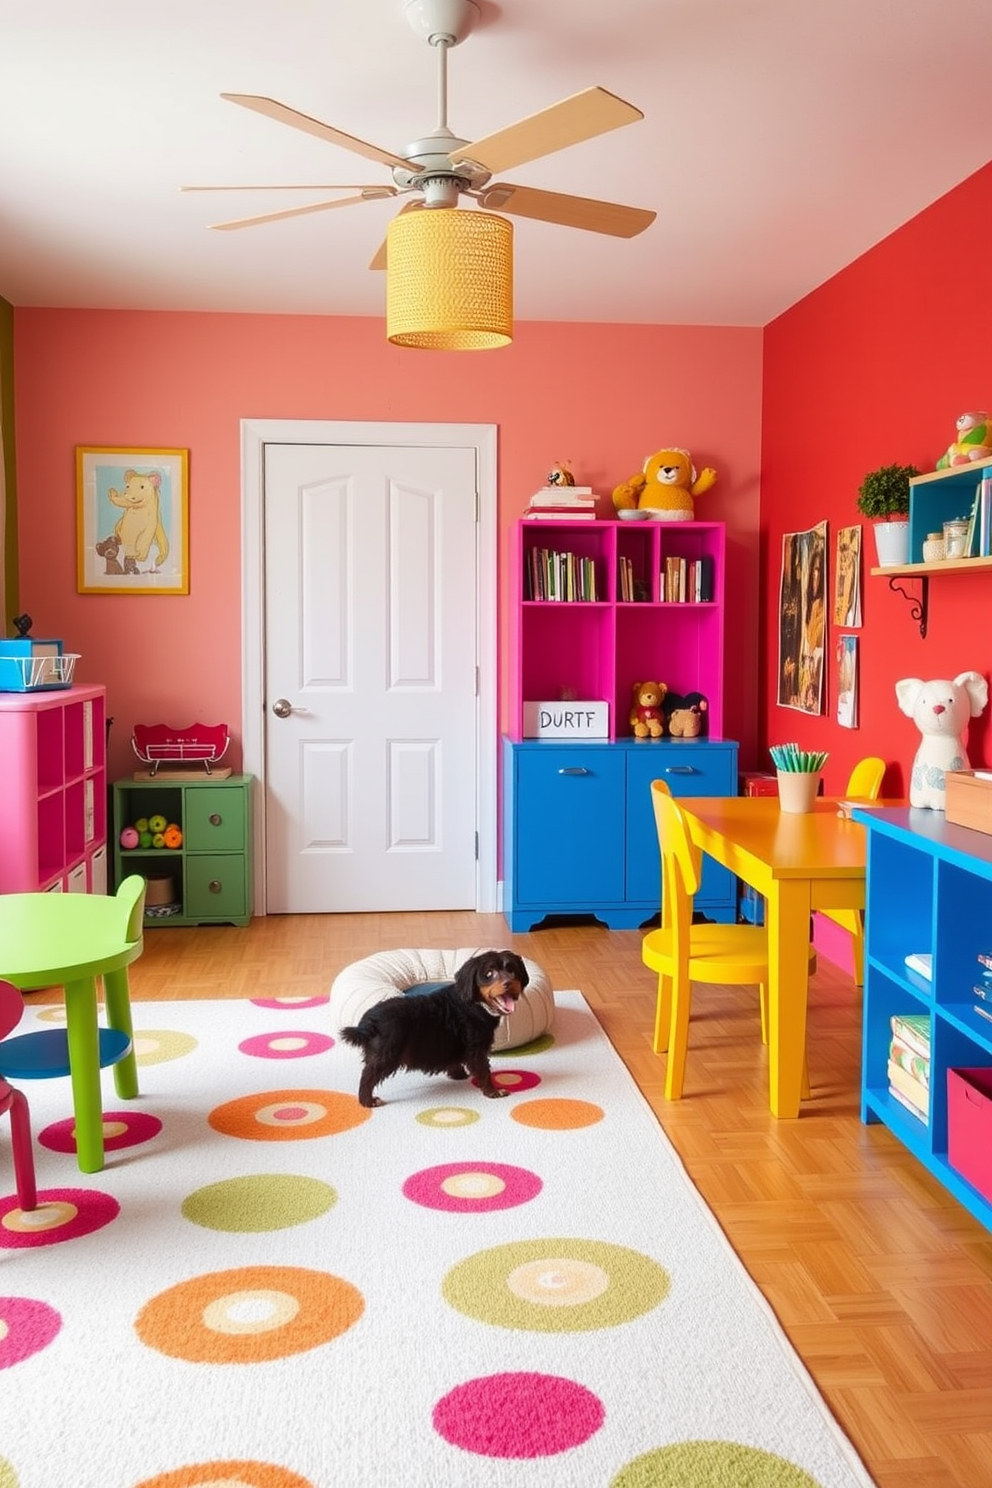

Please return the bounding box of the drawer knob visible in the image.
[209,880,222,894]
[665,766,695,775]
[209,813,222,826]
[558,767,589,776]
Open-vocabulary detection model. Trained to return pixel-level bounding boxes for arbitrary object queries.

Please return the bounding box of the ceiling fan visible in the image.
[182,0,656,264]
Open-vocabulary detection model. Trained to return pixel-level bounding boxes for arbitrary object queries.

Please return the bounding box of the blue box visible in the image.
[0,638,76,692]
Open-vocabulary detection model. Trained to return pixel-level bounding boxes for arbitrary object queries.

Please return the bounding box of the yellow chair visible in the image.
[642,781,812,1101]
[820,756,886,985]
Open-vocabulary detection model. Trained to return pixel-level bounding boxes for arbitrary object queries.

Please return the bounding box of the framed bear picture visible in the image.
[76,446,189,595]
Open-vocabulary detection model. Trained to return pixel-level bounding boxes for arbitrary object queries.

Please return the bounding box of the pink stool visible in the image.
[0,981,37,1211]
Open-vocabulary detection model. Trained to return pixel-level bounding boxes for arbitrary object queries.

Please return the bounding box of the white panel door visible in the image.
[263,442,479,912]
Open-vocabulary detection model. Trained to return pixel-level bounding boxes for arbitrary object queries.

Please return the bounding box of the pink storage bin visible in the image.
[947,1066,992,1201]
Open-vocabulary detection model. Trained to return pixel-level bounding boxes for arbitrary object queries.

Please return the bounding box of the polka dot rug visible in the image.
[0,994,876,1488]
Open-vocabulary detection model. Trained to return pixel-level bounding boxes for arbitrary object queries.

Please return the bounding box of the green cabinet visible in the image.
[112,774,253,927]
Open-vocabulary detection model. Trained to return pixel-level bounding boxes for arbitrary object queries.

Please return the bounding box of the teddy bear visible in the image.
[663,690,709,738]
[630,680,667,739]
[895,671,989,808]
[94,533,125,575]
[612,448,717,520]
[936,411,992,469]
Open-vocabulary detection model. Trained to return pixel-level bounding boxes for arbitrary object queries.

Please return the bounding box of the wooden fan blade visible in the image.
[182,184,390,193]
[221,93,418,173]
[478,183,655,238]
[210,191,394,231]
[368,200,424,269]
[449,86,642,175]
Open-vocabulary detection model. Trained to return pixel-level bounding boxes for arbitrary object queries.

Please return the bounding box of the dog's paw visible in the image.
[483,1086,510,1099]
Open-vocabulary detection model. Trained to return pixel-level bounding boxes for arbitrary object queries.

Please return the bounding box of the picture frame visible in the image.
[76,446,189,595]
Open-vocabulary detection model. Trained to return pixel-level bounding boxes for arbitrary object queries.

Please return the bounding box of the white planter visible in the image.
[872,518,910,567]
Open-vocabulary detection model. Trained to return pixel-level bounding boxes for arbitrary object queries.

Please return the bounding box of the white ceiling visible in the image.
[2,0,991,328]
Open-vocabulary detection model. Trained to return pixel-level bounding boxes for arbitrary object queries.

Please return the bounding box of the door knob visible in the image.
[272,698,295,718]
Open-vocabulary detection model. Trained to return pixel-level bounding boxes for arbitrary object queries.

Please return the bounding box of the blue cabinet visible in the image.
[502,737,738,931]
[855,805,992,1231]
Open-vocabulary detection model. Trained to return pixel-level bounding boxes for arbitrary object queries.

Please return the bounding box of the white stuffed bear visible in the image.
[895,671,989,809]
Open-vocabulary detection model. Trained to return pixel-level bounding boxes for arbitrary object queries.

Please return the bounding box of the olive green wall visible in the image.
[0,295,16,627]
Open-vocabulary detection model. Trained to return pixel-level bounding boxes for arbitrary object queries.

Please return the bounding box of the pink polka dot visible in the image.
[403,1163,541,1213]
[251,996,329,1010]
[433,1372,604,1457]
[239,1031,334,1060]
[273,1106,309,1122]
[0,1190,119,1248]
[40,1110,162,1154]
[471,1068,540,1094]
[0,1298,62,1368]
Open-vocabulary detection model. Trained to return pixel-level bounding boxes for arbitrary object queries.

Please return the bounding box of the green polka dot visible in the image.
[493,1032,554,1057]
[133,1029,198,1065]
[0,1458,19,1488]
[611,1442,823,1487]
[443,1239,669,1332]
[416,1107,480,1127]
[181,1175,337,1232]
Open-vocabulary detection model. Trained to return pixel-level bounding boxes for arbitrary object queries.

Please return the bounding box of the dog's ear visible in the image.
[511,954,529,989]
[452,956,482,1001]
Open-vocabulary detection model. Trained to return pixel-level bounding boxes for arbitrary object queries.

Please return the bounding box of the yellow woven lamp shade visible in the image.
[387,208,513,350]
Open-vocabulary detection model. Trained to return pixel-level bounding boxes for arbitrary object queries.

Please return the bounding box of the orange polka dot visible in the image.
[511,1098,604,1130]
[136,1265,363,1362]
[134,1462,315,1488]
[209,1090,369,1141]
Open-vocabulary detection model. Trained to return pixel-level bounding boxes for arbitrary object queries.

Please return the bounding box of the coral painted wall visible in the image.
[761,161,992,796]
[11,313,762,784]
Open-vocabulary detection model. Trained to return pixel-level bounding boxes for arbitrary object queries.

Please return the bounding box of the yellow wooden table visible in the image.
[676,795,874,1118]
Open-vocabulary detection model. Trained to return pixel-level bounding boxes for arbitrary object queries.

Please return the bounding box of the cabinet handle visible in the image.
[558,767,590,775]
[209,880,222,894]
[665,766,696,775]
[209,813,222,826]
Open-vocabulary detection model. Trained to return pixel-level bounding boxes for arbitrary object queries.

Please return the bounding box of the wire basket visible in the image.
[3,653,80,691]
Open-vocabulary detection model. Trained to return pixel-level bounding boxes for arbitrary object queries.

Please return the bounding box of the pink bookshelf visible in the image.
[0,684,108,893]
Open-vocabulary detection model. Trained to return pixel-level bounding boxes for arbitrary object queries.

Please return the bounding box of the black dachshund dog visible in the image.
[340,951,528,1108]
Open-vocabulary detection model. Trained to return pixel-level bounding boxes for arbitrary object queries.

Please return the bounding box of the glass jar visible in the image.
[943,517,971,560]
[922,531,946,562]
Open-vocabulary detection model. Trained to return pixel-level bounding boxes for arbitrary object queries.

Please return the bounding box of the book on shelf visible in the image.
[903,951,932,981]
[977,951,992,972]
[525,546,597,603]
[974,979,992,1002]
[890,1012,930,1060]
[523,509,597,520]
[888,1083,929,1126]
[974,1002,992,1027]
[887,1059,929,1116]
[528,495,596,508]
[889,1035,929,1087]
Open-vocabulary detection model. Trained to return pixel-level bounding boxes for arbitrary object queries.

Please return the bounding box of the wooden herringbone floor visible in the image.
[71,911,992,1487]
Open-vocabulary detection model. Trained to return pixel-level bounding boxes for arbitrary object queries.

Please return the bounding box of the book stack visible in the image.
[888,1012,930,1124]
[524,486,598,521]
[659,553,714,603]
[974,950,992,1028]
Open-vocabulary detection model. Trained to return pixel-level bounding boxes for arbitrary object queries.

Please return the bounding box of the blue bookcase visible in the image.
[855,805,992,1231]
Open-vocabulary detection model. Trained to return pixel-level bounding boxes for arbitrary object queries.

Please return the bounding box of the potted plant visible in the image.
[856,463,920,567]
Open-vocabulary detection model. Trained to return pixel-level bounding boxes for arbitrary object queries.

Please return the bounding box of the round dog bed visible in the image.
[328,948,554,1052]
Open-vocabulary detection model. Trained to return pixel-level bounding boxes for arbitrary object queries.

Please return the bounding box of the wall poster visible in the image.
[778,520,827,714]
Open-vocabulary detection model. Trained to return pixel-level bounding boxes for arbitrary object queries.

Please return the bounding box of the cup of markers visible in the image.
[770,743,828,814]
